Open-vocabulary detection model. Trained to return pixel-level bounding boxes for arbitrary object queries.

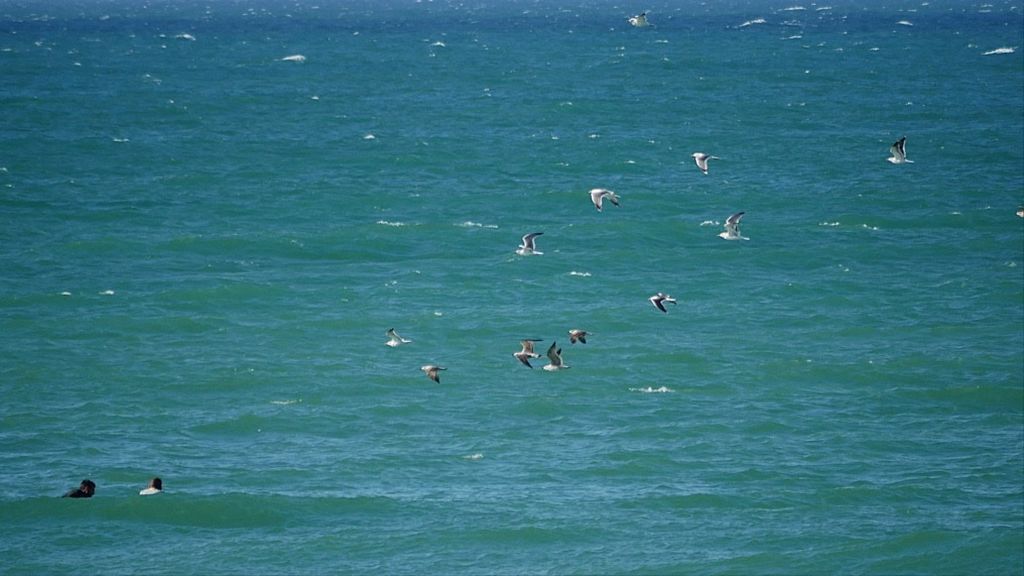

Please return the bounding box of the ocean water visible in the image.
[1,0,1022,574]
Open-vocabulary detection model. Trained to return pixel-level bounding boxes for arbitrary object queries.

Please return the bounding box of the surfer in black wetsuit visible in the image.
[63,479,96,498]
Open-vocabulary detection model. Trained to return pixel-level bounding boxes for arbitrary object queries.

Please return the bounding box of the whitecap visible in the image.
[363,133,376,140]
[818,221,840,227]
[271,399,301,405]
[99,290,115,295]
[281,54,306,62]
[739,18,767,28]
[983,47,1016,55]
[700,220,719,227]
[781,5,806,11]
[376,220,406,227]
[629,386,673,393]
[60,291,72,297]
[112,137,129,143]
[175,33,196,41]
[896,20,913,26]
[569,271,591,277]
[456,221,498,229]
[462,453,484,460]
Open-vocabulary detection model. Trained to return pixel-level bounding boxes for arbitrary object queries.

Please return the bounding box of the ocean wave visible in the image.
[376,220,406,227]
[983,47,1016,55]
[739,18,767,28]
[630,386,673,393]
[456,221,498,229]
[569,271,591,277]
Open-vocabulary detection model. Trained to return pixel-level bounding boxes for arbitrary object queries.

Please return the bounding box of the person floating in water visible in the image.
[63,479,96,498]
[139,477,163,496]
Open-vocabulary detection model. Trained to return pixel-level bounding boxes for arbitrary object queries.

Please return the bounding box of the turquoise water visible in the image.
[1,0,1022,574]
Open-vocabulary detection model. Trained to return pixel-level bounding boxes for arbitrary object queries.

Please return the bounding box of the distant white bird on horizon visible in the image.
[543,342,570,371]
[589,188,620,212]
[386,328,412,347]
[516,232,544,256]
[692,152,719,175]
[649,292,677,313]
[887,136,913,164]
[719,211,748,241]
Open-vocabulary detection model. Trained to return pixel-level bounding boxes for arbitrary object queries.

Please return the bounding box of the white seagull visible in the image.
[543,342,570,371]
[385,328,412,347]
[514,338,544,368]
[887,136,913,164]
[589,188,621,212]
[649,292,677,313]
[421,365,446,383]
[719,211,748,240]
[692,152,718,175]
[516,232,544,256]
[628,12,650,27]
[568,329,590,344]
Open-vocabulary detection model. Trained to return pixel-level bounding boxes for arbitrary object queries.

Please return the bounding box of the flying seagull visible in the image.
[385,328,412,347]
[719,211,748,241]
[887,136,913,164]
[421,365,446,383]
[543,342,570,371]
[514,338,544,368]
[568,329,590,344]
[692,152,718,175]
[589,188,620,212]
[649,292,677,313]
[628,11,650,27]
[516,232,544,256]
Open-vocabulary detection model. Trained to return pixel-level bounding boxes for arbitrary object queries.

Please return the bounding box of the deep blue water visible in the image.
[1,1,1022,574]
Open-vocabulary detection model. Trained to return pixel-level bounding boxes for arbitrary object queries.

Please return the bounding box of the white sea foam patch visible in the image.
[462,453,484,460]
[818,221,840,227]
[983,47,1016,55]
[456,221,498,229]
[700,220,720,227]
[569,271,591,277]
[281,54,306,62]
[896,20,913,26]
[739,18,767,27]
[630,386,673,394]
[376,220,407,227]
[271,399,301,406]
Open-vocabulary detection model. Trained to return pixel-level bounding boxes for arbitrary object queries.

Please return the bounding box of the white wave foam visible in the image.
[630,386,673,393]
[739,18,767,28]
[983,47,1016,55]
[175,33,196,41]
[281,54,306,62]
[818,221,840,227]
[376,220,406,227]
[896,20,913,26]
[456,221,498,229]
[99,290,115,295]
[271,399,301,405]
[569,271,591,277]
[700,220,719,227]
[781,5,806,11]
[462,453,484,460]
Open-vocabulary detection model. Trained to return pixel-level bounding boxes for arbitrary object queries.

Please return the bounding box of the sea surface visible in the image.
[1,0,1022,574]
